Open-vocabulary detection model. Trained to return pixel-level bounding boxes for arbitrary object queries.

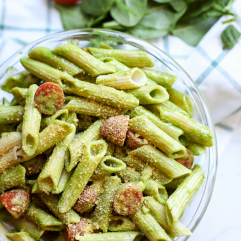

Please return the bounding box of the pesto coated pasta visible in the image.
[0,43,212,241]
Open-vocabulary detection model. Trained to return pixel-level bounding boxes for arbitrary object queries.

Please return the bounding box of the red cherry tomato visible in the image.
[0,189,31,218]
[54,0,81,4]
[34,82,64,115]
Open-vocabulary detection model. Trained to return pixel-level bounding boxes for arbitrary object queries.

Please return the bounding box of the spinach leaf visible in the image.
[200,9,223,19]
[81,0,114,17]
[171,17,218,46]
[129,4,187,39]
[90,13,108,27]
[213,0,234,11]
[221,25,240,49]
[140,5,187,31]
[103,21,127,31]
[181,0,215,20]
[55,3,94,30]
[170,0,187,12]
[110,0,147,27]
[129,25,168,39]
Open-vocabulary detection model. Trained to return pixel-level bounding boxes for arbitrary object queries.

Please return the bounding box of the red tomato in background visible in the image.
[53,0,81,4]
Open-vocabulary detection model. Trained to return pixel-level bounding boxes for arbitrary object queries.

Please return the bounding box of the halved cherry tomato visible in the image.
[34,82,64,115]
[0,189,31,218]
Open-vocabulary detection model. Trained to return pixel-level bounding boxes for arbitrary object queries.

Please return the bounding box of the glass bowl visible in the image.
[0,29,217,240]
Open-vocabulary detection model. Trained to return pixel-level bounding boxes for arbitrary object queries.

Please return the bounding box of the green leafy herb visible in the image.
[221,25,240,49]
[110,0,147,27]
[172,17,218,46]
[55,3,94,30]
[81,0,114,17]
[170,0,187,12]
[55,0,236,46]
[129,4,187,39]
[181,0,215,20]
[213,0,234,12]
[90,13,108,27]
[114,0,137,16]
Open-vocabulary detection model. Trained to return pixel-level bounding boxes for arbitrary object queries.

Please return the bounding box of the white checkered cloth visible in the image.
[0,1,241,240]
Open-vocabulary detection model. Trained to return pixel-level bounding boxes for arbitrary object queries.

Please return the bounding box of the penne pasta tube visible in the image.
[116,168,140,183]
[52,44,115,77]
[0,145,23,174]
[129,116,187,159]
[21,57,139,110]
[0,222,9,241]
[20,120,73,162]
[92,176,121,233]
[130,207,171,241]
[131,106,184,142]
[0,165,26,194]
[65,97,124,119]
[104,60,169,105]
[20,57,65,88]
[66,112,79,128]
[104,58,130,72]
[91,156,126,180]
[75,231,142,241]
[11,87,28,105]
[52,165,73,194]
[63,76,139,110]
[165,165,205,226]
[23,203,64,231]
[140,69,177,89]
[58,140,107,213]
[0,106,24,124]
[127,80,169,105]
[96,68,147,89]
[74,72,96,83]
[187,142,206,156]
[88,48,154,68]
[1,71,40,93]
[29,46,83,76]
[117,155,172,185]
[40,109,69,129]
[144,197,192,237]
[67,120,103,172]
[7,232,35,241]
[108,216,139,232]
[37,124,76,193]
[2,98,10,107]
[0,210,45,240]
[0,132,22,157]
[167,88,194,118]
[38,193,80,224]
[161,100,189,117]
[22,84,42,156]
[164,177,185,190]
[149,104,213,147]
[143,179,168,205]
[0,120,73,174]
[131,145,191,179]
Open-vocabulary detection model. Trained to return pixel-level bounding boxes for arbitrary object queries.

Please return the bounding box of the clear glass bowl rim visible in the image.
[0,28,218,240]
